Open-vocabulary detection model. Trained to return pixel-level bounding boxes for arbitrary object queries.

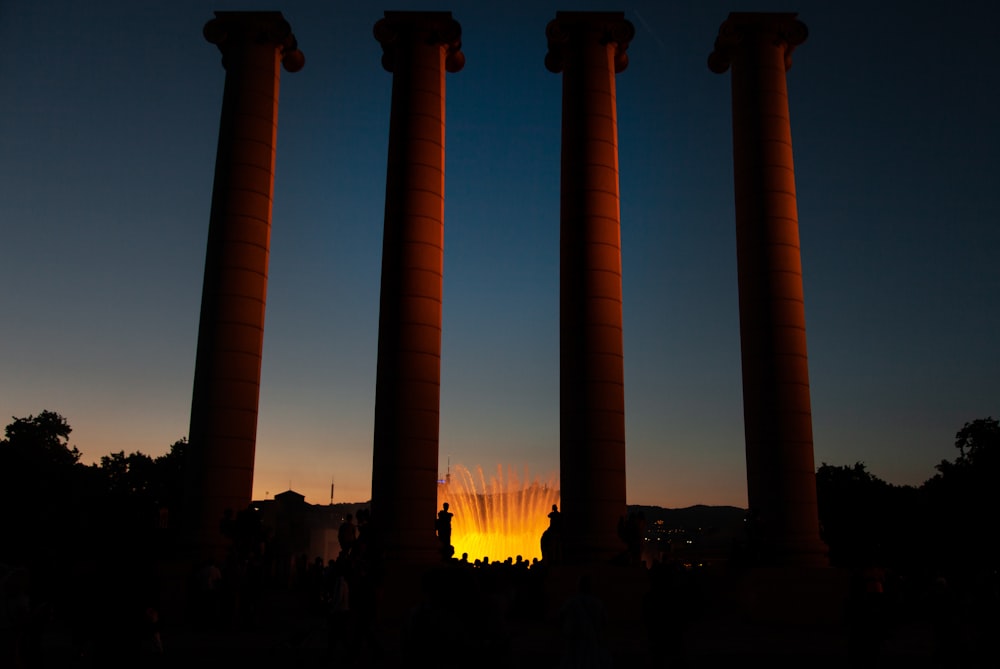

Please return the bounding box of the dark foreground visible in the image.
[9,559,991,668]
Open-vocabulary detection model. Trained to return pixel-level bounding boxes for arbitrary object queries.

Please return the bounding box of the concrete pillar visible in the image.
[546,12,633,564]
[186,11,303,562]
[371,11,464,565]
[709,12,828,567]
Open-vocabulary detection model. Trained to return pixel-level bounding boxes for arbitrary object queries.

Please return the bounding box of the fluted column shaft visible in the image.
[546,12,633,564]
[709,12,828,567]
[187,11,303,562]
[372,11,464,565]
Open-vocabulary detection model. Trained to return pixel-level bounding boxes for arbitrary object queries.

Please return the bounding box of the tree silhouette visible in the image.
[816,462,920,569]
[948,416,997,471]
[0,411,87,566]
[922,417,998,570]
[152,437,188,507]
[1,409,79,468]
[0,412,193,569]
[815,416,997,574]
[101,450,156,496]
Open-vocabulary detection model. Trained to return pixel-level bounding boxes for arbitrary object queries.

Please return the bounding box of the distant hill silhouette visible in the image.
[629,503,746,531]
[628,504,748,563]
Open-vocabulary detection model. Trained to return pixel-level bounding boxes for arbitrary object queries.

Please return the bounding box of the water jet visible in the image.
[437,464,559,563]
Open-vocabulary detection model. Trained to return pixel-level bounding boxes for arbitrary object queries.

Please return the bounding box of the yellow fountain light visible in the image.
[437,464,560,564]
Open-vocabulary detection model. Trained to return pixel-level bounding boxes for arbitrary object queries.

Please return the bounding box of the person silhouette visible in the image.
[542,504,563,563]
[436,502,454,559]
[548,504,561,530]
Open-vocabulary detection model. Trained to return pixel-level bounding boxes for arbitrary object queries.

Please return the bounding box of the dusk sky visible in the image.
[2,0,997,508]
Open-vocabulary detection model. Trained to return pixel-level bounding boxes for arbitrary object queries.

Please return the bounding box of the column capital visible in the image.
[374,11,465,74]
[708,12,807,74]
[545,11,634,74]
[204,11,304,72]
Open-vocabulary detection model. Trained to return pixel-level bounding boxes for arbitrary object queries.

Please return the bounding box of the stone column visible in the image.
[546,12,633,564]
[186,11,303,562]
[371,11,464,565]
[709,12,828,567]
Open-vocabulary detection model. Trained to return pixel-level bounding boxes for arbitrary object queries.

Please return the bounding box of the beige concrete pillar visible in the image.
[546,12,633,564]
[186,11,303,562]
[709,12,828,567]
[371,11,464,565]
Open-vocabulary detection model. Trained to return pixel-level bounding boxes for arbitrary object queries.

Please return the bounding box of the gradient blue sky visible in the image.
[2,0,997,508]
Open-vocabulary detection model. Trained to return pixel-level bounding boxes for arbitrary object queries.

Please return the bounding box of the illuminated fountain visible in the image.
[438,464,560,563]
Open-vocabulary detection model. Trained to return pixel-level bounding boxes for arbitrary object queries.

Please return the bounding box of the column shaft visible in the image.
[372,11,463,565]
[547,12,634,564]
[710,12,828,567]
[187,11,302,562]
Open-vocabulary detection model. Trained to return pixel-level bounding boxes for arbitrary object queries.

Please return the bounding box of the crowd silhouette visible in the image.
[3,493,999,667]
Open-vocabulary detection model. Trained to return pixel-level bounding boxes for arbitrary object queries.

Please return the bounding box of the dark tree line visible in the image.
[815,417,999,574]
[0,410,188,599]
